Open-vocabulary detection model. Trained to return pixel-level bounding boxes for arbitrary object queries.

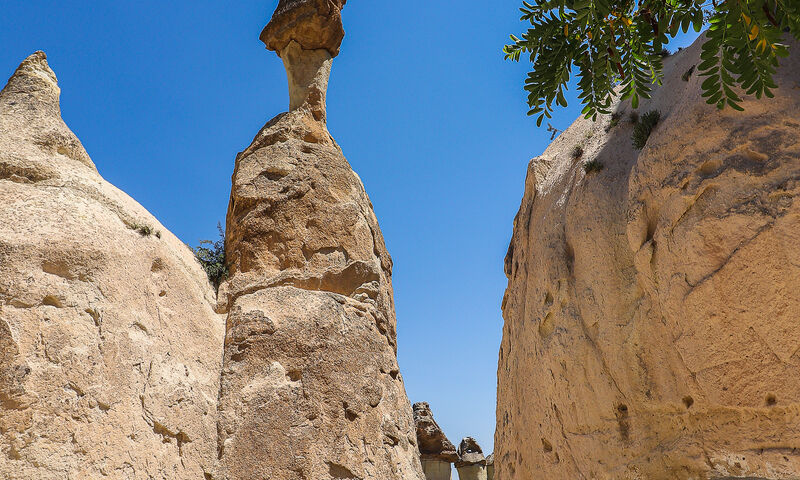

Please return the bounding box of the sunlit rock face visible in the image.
[455,437,487,480]
[0,52,224,480]
[215,2,425,479]
[496,35,800,480]
[414,402,458,480]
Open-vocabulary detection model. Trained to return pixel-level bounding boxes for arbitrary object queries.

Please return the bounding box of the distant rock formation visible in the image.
[497,34,800,479]
[215,1,424,479]
[455,437,487,480]
[414,402,458,479]
[0,52,224,479]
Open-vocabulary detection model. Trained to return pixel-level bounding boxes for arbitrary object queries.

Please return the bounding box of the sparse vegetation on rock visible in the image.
[583,159,604,174]
[191,223,227,293]
[129,221,161,238]
[631,110,661,150]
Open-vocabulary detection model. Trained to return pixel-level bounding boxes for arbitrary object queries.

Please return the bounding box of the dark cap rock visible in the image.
[260,0,347,57]
[413,402,459,462]
[456,437,486,467]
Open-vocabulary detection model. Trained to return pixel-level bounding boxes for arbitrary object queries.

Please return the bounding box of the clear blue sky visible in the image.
[1,1,700,453]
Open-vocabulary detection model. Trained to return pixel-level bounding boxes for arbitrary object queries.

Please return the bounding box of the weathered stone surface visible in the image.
[216,103,423,480]
[456,437,486,467]
[455,438,487,480]
[216,5,424,478]
[261,0,347,57]
[414,402,458,462]
[421,458,453,480]
[497,35,800,479]
[0,52,224,479]
[485,454,494,480]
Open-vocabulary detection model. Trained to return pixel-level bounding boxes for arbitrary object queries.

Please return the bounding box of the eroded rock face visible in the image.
[455,438,487,480]
[497,35,800,479]
[0,52,224,479]
[215,4,424,479]
[261,0,347,57]
[414,402,458,462]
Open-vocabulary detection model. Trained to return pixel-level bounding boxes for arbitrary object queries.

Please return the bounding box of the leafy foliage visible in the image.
[631,109,661,149]
[504,0,800,125]
[192,223,228,293]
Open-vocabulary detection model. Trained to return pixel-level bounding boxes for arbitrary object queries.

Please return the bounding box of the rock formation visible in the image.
[0,52,224,479]
[497,34,800,479]
[485,454,493,480]
[215,2,424,479]
[414,402,458,480]
[455,437,487,480]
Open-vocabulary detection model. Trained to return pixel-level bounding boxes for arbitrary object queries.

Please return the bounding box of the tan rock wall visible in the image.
[496,36,800,480]
[216,108,424,480]
[0,53,225,479]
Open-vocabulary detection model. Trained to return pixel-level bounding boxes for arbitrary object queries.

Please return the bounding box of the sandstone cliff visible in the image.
[215,2,424,479]
[497,35,800,479]
[0,52,225,479]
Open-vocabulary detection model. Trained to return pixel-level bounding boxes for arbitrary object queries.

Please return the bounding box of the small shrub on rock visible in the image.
[631,110,661,150]
[572,144,584,159]
[192,223,228,293]
[583,159,604,174]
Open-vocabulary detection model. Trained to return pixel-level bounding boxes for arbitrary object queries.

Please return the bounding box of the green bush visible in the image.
[572,144,584,159]
[583,159,604,174]
[631,110,661,150]
[192,223,228,293]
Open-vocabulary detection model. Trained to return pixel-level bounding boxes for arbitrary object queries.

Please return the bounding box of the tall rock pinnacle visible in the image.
[216,3,425,479]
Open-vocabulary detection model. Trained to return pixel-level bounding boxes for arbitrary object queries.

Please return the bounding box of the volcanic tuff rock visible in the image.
[261,0,347,57]
[0,52,224,479]
[456,437,485,467]
[215,2,424,480]
[497,35,800,479]
[413,402,459,462]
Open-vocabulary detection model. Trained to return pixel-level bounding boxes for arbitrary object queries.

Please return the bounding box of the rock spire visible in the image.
[215,3,425,479]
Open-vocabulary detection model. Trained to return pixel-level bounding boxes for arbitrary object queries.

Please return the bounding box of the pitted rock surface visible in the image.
[0,52,224,480]
[496,35,800,480]
[413,402,459,462]
[216,4,423,478]
[261,0,347,57]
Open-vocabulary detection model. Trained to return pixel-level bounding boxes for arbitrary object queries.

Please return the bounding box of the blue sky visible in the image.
[1,1,700,453]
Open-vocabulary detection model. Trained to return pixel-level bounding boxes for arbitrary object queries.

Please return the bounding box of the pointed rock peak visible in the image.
[261,0,346,122]
[1,52,95,171]
[3,51,59,102]
[413,402,459,462]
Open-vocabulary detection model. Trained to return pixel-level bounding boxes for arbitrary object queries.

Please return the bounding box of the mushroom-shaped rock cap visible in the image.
[261,0,347,57]
[413,402,459,462]
[456,437,486,467]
